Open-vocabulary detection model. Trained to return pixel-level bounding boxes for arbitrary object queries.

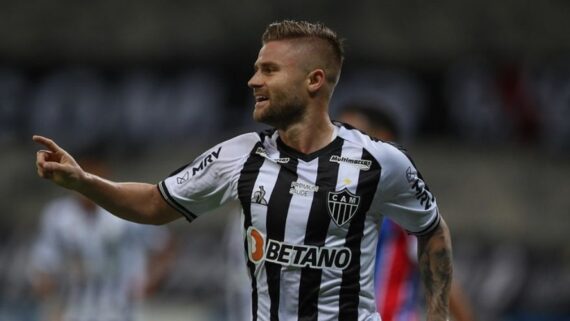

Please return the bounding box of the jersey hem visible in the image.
[407,211,441,236]
[157,182,197,223]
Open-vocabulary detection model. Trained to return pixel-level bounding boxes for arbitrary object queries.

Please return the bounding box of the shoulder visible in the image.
[166,132,264,178]
[224,131,265,146]
[212,131,266,158]
[336,122,409,167]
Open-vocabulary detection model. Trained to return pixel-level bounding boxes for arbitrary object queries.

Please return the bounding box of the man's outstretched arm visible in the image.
[418,218,453,321]
[33,135,181,225]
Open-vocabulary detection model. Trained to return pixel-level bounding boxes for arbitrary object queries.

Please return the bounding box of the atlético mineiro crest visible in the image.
[327,188,360,227]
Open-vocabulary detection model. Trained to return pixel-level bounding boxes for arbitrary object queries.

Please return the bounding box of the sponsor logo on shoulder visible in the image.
[329,155,372,171]
[327,188,360,227]
[246,227,351,270]
[256,147,290,164]
[192,146,222,176]
[406,167,435,210]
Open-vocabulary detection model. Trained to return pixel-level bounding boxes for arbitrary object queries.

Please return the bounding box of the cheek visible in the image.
[278,80,306,99]
[273,87,302,105]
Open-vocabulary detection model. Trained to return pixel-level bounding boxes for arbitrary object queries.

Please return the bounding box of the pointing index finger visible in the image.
[32,135,63,153]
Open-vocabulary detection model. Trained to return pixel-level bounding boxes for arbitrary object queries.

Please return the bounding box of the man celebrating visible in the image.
[34,20,452,321]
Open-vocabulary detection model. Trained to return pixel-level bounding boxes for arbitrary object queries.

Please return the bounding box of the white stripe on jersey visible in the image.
[279,157,319,321]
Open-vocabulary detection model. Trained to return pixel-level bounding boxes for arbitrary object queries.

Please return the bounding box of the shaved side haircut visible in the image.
[262,20,345,86]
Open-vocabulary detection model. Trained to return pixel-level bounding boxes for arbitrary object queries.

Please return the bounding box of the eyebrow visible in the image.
[253,61,280,71]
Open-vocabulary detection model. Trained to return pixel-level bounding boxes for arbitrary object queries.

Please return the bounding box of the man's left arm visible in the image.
[418,218,453,321]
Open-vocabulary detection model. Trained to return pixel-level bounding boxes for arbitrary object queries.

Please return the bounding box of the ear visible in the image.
[307,69,326,94]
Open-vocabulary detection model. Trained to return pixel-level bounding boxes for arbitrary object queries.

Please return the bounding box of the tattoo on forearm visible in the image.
[418,222,453,321]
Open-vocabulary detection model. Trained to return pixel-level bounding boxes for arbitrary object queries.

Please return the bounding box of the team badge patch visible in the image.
[327,188,360,227]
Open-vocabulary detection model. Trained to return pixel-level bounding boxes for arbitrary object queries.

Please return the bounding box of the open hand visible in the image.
[33,135,85,190]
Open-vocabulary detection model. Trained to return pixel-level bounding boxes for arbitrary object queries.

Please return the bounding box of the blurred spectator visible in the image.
[28,153,175,321]
[0,225,39,321]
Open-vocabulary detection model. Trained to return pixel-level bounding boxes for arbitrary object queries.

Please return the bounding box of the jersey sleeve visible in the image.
[372,143,441,236]
[158,133,260,222]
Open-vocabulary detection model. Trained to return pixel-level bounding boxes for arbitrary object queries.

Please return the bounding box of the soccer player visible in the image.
[33,20,453,321]
[29,154,174,321]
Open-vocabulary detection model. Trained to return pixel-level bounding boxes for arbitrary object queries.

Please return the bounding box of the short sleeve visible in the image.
[372,143,440,236]
[158,133,260,222]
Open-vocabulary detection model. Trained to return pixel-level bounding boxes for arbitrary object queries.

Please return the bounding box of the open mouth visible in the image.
[255,96,269,103]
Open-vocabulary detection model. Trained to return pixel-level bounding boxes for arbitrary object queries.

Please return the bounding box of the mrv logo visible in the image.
[175,146,222,184]
[192,146,222,176]
[406,167,434,210]
[246,227,351,270]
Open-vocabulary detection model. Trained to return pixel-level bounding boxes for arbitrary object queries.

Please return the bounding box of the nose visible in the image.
[248,71,262,89]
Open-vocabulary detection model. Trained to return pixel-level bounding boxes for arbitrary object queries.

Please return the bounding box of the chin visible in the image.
[252,110,264,123]
[253,112,275,128]
[253,104,270,120]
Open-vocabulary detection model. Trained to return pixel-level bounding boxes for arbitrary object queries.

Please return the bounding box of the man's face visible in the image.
[248,40,310,129]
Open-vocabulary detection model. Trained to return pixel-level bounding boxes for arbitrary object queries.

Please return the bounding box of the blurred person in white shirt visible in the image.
[29,154,174,321]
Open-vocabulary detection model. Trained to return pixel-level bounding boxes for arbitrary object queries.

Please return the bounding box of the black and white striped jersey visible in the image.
[159,122,440,321]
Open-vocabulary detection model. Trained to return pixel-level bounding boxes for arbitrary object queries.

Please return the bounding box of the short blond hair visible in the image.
[262,20,345,85]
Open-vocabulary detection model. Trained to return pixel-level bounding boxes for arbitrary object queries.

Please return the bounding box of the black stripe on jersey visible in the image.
[297,140,343,321]
[266,156,299,321]
[157,182,197,222]
[339,149,382,321]
[412,210,441,236]
[237,142,265,321]
[259,128,277,142]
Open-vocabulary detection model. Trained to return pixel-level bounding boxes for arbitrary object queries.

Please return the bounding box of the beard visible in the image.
[253,91,306,130]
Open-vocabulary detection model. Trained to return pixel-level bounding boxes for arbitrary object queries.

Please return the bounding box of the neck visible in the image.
[278,110,335,155]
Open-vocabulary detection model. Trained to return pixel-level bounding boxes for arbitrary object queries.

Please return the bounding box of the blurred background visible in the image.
[1,1,569,320]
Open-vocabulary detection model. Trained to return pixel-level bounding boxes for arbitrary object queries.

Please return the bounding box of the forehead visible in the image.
[255,40,307,66]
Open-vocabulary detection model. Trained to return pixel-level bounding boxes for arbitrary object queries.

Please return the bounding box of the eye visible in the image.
[261,64,279,74]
